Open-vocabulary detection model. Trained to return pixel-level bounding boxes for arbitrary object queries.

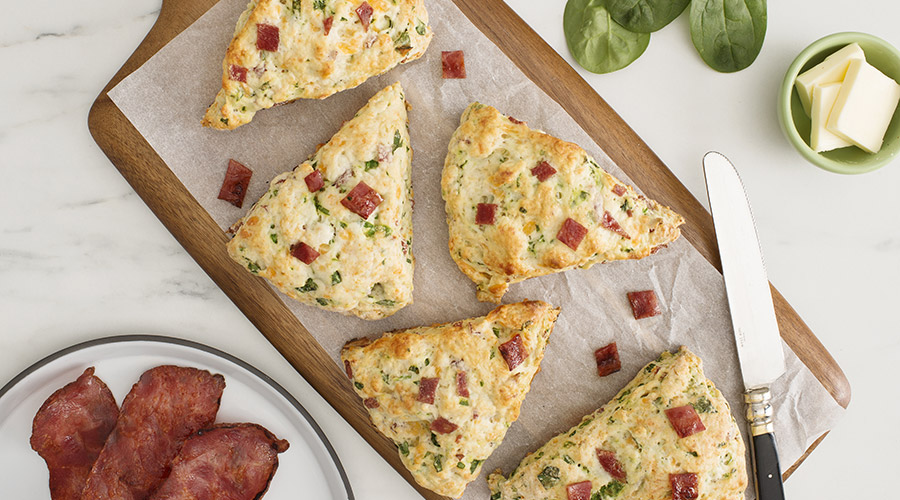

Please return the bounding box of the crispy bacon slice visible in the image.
[508,116,524,125]
[456,371,469,398]
[229,64,248,83]
[566,480,593,500]
[430,417,458,434]
[499,334,526,371]
[601,211,630,239]
[594,342,621,377]
[476,203,497,225]
[417,377,440,405]
[81,366,225,500]
[148,423,289,500]
[256,23,279,52]
[596,449,626,481]
[363,398,379,409]
[612,184,626,196]
[290,242,319,265]
[323,16,334,35]
[531,161,557,182]
[670,473,699,500]
[356,2,373,30]
[344,360,353,379]
[304,170,324,192]
[441,50,466,79]
[30,367,118,500]
[627,290,660,319]
[341,182,382,219]
[557,218,587,250]
[218,159,253,208]
[665,405,706,438]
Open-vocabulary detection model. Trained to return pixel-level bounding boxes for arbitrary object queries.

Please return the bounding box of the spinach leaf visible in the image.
[689,0,766,73]
[606,0,690,33]
[564,0,650,74]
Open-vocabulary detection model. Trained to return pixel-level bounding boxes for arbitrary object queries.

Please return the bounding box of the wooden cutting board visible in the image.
[88,0,850,498]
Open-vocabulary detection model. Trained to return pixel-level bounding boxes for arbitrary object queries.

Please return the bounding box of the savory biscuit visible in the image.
[488,347,748,500]
[204,0,432,129]
[227,82,414,320]
[441,104,685,302]
[341,301,561,497]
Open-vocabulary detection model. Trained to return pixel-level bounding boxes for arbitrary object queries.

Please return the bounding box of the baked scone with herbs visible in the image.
[203,0,432,129]
[227,82,414,320]
[441,104,685,302]
[488,347,748,500]
[341,301,560,498]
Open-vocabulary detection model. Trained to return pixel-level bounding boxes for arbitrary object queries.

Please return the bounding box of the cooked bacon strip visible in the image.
[304,170,324,192]
[441,50,466,79]
[290,242,319,265]
[627,290,660,319]
[665,405,706,438]
[417,377,440,404]
[30,367,118,500]
[476,203,497,225]
[531,161,557,182]
[498,334,526,371]
[566,480,593,500]
[256,23,279,52]
[430,417,458,434]
[356,2,373,30]
[81,366,225,500]
[456,371,469,398]
[611,184,626,196]
[363,398,380,409]
[344,360,353,379]
[341,182,382,219]
[229,64,248,83]
[218,159,253,208]
[596,449,626,481]
[557,217,587,250]
[594,342,621,377]
[601,211,630,239]
[148,423,289,500]
[670,473,699,500]
[508,116,524,125]
[323,16,334,35]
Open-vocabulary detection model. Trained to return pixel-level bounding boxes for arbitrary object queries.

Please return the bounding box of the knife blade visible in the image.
[702,151,786,500]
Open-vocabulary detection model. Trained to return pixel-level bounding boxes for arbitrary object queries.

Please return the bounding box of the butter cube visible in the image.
[795,43,865,115]
[826,59,900,153]
[810,83,852,152]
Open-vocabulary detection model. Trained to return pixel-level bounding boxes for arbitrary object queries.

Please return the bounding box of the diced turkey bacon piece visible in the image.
[356,2,373,30]
[594,342,621,377]
[30,367,119,500]
[601,211,630,239]
[430,417,458,434]
[498,334,526,371]
[256,23,279,52]
[417,377,440,405]
[81,366,225,500]
[665,405,706,438]
[363,398,379,409]
[323,16,334,35]
[229,64,248,83]
[627,290,660,319]
[508,116,524,125]
[596,449,626,481]
[147,423,289,500]
[670,473,699,500]
[456,371,469,398]
[341,182,382,219]
[441,51,466,79]
[612,184,626,196]
[304,170,324,192]
[476,203,497,225]
[218,159,253,208]
[566,480,593,500]
[557,218,587,250]
[290,242,319,265]
[531,161,557,182]
[344,360,353,379]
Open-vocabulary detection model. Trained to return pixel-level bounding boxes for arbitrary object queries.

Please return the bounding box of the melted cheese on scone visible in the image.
[341,301,561,498]
[226,82,413,320]
[203,0,432,129]
[441,104,685,303]
[488,347,748,500]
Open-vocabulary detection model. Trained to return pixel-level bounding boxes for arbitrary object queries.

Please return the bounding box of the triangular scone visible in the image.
[341,301,561,498]
[488,347,748,500]
[203,0,432,129]
[441,104,685,302]
[226,82,414,320]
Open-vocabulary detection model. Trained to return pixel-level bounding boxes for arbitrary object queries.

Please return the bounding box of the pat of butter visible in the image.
[826,59,900,153]
[795,43,865,116]
[810,83,851,152]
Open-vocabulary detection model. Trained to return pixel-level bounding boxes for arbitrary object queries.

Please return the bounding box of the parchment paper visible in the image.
[108,0,844,497]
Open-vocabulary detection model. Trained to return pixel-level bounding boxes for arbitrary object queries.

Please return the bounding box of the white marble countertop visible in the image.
[1,0,896,498]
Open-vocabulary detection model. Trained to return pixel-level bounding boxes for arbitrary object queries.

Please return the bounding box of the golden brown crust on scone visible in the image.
[226,82,413,319]
[441,103,685,302]
[341,301,561,498]
[488,347,748,500]
[204,0,432,129]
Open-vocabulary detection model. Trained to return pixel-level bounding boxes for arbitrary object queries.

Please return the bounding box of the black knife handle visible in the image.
[751,432,785,500]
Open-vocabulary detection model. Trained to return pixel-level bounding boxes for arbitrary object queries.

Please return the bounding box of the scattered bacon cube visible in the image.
[417,377,439,405]
[304,170,324,192]
[566,481,593,500]
[612,184,626,196]
[290,242,319,265]
[341,182,383,219]
[665,405,706,438]
[256,23,279,52]
[596,449,626,481]
[508,116,524,125]
[475,203,497,225]
[531,161,557,182]
[557,218,587,251]
[356,2,373,31]
[217,159,253,208]
[670,473,699,500]
[323,16,334,35]
[229,64,248,83]
[601,211,631,239]
[594,342,621,377]
[344,360,353,379]
[627,290,660,319]
[498,334,526,371]
[363,397,379,409]
[456,371,469,398]
[430,417,458,434]
[441,50,466,79]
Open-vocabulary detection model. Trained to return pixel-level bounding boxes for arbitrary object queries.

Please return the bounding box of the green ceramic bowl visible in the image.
[778,32,900,174]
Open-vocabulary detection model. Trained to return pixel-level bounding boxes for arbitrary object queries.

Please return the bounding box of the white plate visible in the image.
[0,335,353,500]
